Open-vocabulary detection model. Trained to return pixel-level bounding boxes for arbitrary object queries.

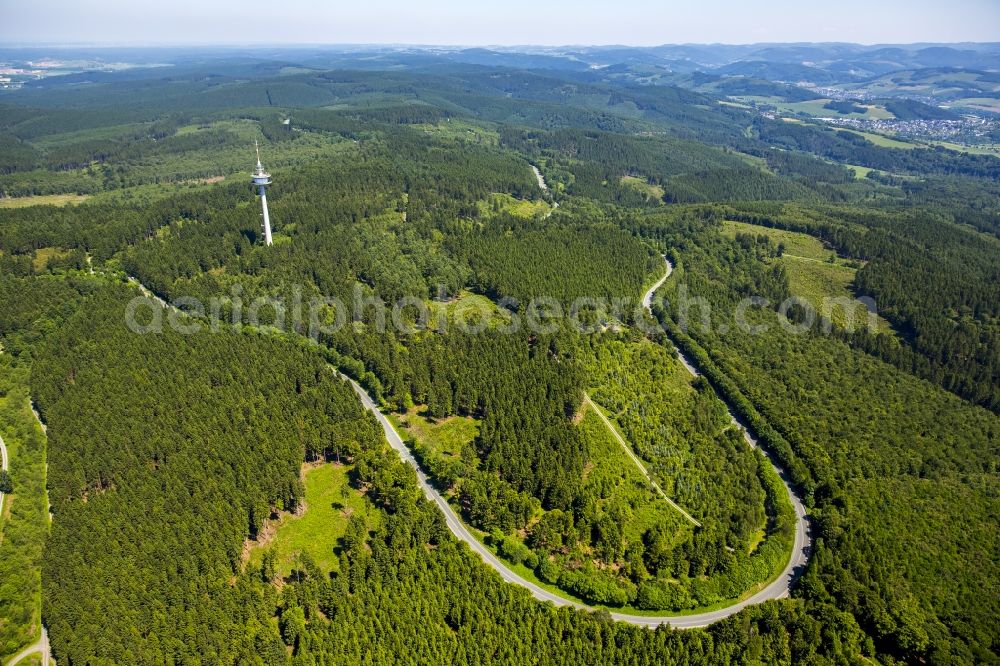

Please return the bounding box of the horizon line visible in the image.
[2,40,1000,50]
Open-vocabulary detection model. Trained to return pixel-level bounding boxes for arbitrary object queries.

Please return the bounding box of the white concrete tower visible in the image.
[252,140,273,246]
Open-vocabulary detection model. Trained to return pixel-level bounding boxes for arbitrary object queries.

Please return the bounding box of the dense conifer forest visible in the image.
[0,52,997,665]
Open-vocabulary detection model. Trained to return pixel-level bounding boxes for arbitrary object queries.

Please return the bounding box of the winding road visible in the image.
[124,255,811,629]
[639,258,812,616]
[339,255,811,628]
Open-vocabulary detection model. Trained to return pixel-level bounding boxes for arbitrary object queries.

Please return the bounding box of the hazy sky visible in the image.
[2,0,998,46]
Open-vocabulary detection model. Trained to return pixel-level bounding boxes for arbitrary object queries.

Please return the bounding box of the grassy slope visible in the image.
[620,175,665,202]
[577,407,690,546]
[845,164,875,179]
[477,193,553,220]
[394,393,693,596]
[928,140,1000,158]
[721,220,893,332]
[30,248,72,272]
[735,97,895,120]
[836,128,917,150]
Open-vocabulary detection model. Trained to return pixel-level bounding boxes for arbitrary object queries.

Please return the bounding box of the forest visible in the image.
[0,53,997,665]
[646,209,999,663]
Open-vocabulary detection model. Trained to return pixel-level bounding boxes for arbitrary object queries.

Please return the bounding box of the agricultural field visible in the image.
[835,128,918,149]
[734,96,896,119]
[951,97,1000,113]
[841,69,1000,99]
[928,140,1000,157]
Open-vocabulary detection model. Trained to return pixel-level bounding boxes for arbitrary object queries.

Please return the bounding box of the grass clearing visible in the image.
[845,164,876,179]
[620,175,665,202]
[584,395,701,527]
[396,389,694,600]
[723,219,835,261]
[736,97,895,120]
[747,528,766,555]
[30,247,71,272]
[427,291,513,332]
[577,404,691,545]
[782,100,892,120]
[857,104,895,120]
[395,408,479,459]
[783,259,870,328]
[732,151,772,171]
[468,405,690,601]
[0,194,91,208]
[722,220,893,332]
[478,192,552,220]
[928,140,1000,158]
[245,462,378,577]
[415,119,501,146]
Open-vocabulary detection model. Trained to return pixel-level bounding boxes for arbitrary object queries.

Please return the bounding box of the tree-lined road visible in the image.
[338,254,812,628]
[128,260,810,629]
[641,257,812,608]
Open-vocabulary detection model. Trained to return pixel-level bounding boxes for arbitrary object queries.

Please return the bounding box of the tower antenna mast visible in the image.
[251,139,273,246]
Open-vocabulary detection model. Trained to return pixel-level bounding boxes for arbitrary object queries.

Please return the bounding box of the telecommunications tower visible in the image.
[252,140,273,246]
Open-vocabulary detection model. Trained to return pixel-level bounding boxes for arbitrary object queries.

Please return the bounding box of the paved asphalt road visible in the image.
[126,256,811,629]
[339,253,812,628]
